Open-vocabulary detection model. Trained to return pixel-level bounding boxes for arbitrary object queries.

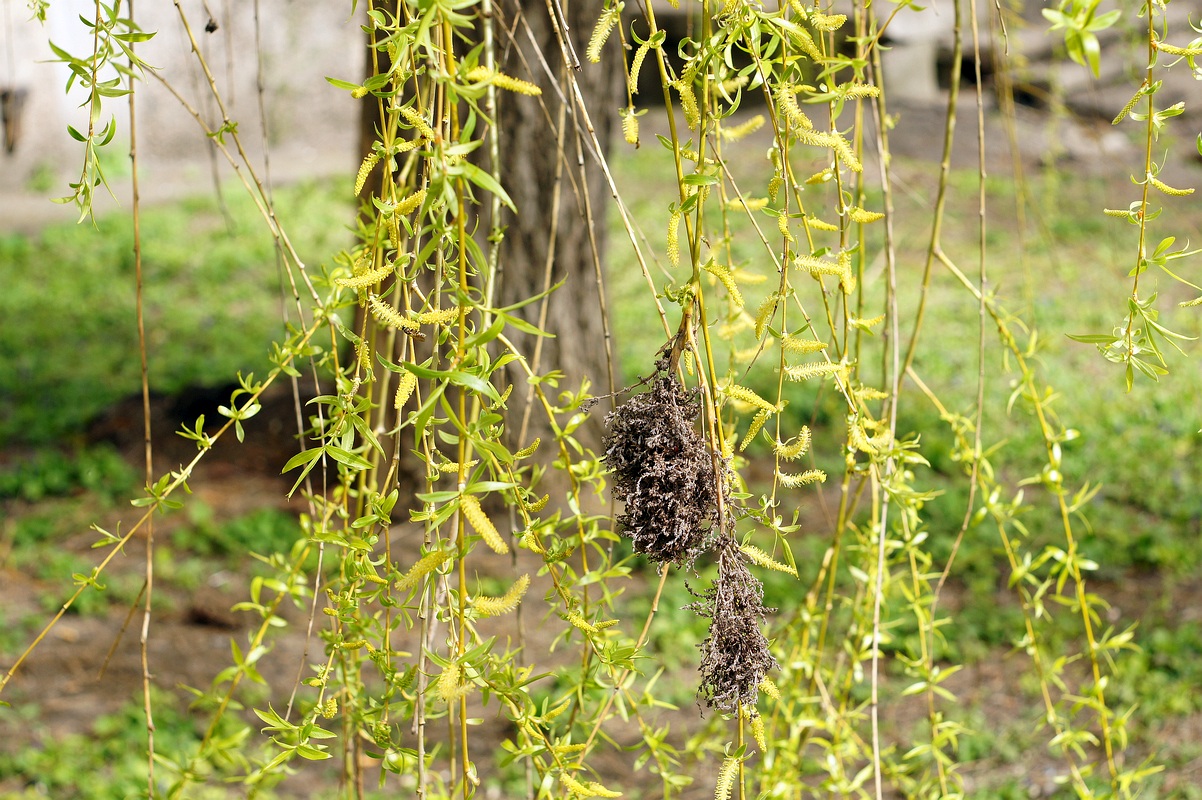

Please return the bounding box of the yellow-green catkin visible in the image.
[586,5,621,63]
[394,370,417,410]
[667,208,682,266]
[726,384,777,412]
[368,293,417,332]
[741,409,772,451]
[754,293,779,340]
[721,114,765,140]
[750,710,767,751]
[460,494,508,554]
[809,10,847,30]
[741,544,798,576]
[336,262,394,290]
[400,106,436,140]
[760,676,781,700]
[676,78,700,129]
[514,438,541,459]
[465,67,542,96]
[474,573,530,617]
[775,468,826,487]
[781,335,827,354]
[775,85,814,131]
[784,360,844,382]
[621,106,639,146]
[355,152,380,196]
[396,549,450,592]
[773,426,811,460]
[848,205,885,223]
[628,41,651,95]
[436,660,469,702]
[1149,174,1195,196]
[704,261,744,308]
[351,85,369,99]
[396,187,426,215]
[715,756,738,800]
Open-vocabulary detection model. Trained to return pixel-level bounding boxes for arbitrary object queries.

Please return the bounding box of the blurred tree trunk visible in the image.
[358,0,621,447]
[490,0,622,433]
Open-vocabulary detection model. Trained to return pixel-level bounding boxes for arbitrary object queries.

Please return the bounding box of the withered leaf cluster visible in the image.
[603,360,778,713]
[602,362,720,565]
[688,538,778,712]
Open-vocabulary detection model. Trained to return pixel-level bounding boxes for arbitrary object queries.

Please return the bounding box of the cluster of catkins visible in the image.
[603,360,777,712]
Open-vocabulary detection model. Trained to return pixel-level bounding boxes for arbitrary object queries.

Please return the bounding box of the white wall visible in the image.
[0,0,362,230]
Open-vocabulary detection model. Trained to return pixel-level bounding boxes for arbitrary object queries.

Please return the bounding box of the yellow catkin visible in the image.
[842,83,881,98]
[715,756,738,800]
[667,208,682,267]
[848,206,885,223]
[396,187,426,215]
[320,697,338,718]
[773,426,811,460]
[1149,175,1195,196]
[855,385,890,402]
[586,6,620,63]
[750,711,767,751]
[400,106,436,140]
[794,126,861,172]
[754,293,779,341]
[848,419,878,454]
[676,79,700,129]
[809,10,847,30]
[704,261,744,308]
[775,85,814,131]
[560,774,595,797]
[776,469,826,487]
[437,459,479,473]
[1103,208,1132,218]
[581,782,621,798]
[805,168,834,185]
[740,409,772,451]
[777,211,794,243]
[474,573,530,617]
[792,25,823,61]
[460,494,508,554]
[1155,40,1202,56]
[808,217,839,231]
[396,549,450,592]
[854,312,885,328]
[1112,88,1144,124]
[781,335,827,354]
[724,196,769,212]
[514,438,541,459]
[1180,295,1202,307]
[412,307,460,326]
[726,384,777,411]
[741,544,798,577]
[368,293,418,332]
[351,86,369,99]
[784,361,844,382]
[628,41,651,95]
[436,660,469,702]
[394,370,417,410]
[521,492,549,513]
[355,341,371,369]
[566,612,600,635]
[466,67,541,96]
[837,249,857,293]
[721,114,765,140]
[336,262,394,289]
[355,152,380,196]
[621,106,639,146]
[544,699,571,720]
[760,676,781,701]
[520,531,545,554]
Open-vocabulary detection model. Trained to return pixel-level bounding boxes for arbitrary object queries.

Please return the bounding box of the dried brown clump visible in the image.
[689,537,779,713]
[603,361,720,565]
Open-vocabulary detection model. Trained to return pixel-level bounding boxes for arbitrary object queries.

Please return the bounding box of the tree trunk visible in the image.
[491,0,622,443]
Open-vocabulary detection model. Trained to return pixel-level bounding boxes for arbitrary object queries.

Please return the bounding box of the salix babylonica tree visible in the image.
[2,0,1193,796]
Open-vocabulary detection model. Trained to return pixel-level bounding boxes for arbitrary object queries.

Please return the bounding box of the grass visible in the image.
[0,179,352,446]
